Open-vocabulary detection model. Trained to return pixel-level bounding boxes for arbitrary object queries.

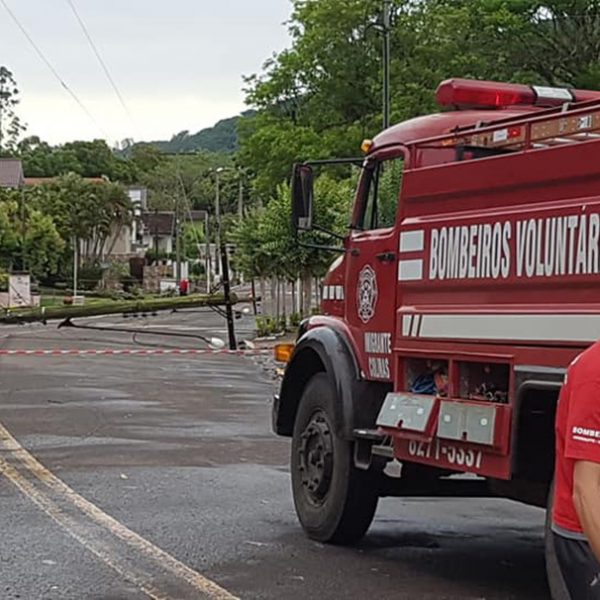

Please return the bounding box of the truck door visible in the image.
[345,152,404,382]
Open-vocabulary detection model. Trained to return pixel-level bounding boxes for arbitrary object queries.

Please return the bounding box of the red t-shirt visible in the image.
[553,340,600,533]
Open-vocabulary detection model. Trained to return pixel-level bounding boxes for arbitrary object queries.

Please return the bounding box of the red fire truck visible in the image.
[272,78,600,598]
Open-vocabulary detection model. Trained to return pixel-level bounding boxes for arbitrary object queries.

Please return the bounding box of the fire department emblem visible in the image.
[357,264,378,323]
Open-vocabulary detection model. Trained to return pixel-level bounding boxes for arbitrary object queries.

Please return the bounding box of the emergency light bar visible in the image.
[436,78,600,109]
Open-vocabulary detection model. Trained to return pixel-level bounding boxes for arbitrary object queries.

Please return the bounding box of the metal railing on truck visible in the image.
[408,97,600,161]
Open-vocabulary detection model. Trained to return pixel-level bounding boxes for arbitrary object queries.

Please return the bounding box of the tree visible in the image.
[140,152,235,213]
[129,143,164,173]
[235,0,600,318]
[231,174,354,314]
[27,174,132,266]
[22,210,64,279]
[0,190,64,279]
[182,223,206,260]
[240,0,600,203]
[60,140,135,181]
[19,137,137,181]
[0,66,26,153]
[230,208,267,280]
[0,200,20,270]
[237,113,326,199]
[239,0,385,198]
[500,0,600,89]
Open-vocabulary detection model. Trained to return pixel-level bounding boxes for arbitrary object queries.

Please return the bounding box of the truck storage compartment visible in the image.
[437,399,511,452]
[457,361,509,404]
[384,356,512,452]
[404,357,449,397]
[376,393,440,440]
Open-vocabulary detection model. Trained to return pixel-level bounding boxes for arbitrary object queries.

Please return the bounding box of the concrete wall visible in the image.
[106,224,133,256]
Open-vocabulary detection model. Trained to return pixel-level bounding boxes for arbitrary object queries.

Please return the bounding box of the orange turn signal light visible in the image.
[274,343,295,363]
[361,138,374,153]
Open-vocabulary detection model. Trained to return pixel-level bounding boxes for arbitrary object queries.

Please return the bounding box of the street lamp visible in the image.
[382,0,391,130]
[237,167,248,219]
[371,1,392,130]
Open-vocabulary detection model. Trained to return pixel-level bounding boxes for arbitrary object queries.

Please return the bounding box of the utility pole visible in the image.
[72,236,78,298]
[238,172,244,219]
[220,241,236,350]
[153,208,159,258]
[205,212,211,293]
[175,197,181,284]
[20,187,25,271]
[382,0,392,130]
[214,167,224,277]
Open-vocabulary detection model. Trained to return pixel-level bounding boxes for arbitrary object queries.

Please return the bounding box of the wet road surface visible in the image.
[0,309,550,599]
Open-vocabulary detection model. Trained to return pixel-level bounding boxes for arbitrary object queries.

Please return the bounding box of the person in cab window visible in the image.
[553,340,600,599]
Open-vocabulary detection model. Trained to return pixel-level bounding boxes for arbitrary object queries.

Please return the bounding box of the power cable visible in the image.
[65,0,139,139]
[0,0,108,138]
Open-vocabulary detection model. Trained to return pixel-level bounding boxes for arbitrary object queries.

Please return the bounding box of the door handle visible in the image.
[376,251,396,263]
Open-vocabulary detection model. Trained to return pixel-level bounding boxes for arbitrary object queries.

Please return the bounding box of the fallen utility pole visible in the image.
[0,293,246,325]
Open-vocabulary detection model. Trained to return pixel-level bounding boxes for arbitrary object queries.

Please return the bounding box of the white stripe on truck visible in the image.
[401,313,600,342]
[398,259,424,281]
[399,230,425,253]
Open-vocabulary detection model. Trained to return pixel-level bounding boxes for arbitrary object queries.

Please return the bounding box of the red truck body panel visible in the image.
[317,82,600,480]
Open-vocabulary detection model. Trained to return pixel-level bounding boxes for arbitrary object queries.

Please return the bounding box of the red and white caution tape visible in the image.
[0,348,273,357]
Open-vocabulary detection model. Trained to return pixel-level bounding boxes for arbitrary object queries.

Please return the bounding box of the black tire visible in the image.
[291,373,379,545]
[545,481,570,600]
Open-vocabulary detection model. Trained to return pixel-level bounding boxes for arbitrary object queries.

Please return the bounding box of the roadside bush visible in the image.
[146,250,176,264]
[120,274,138,292]
[190,262,205,277]
[256,317,270,337]
[160,287,177,297]
[78,264,103,290]
[256,316,285,337]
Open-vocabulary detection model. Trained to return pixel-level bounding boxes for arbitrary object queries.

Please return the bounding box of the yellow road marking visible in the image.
[0,420,238,600]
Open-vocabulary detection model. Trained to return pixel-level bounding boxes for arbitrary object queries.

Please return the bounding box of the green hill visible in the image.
[143,111,254,154]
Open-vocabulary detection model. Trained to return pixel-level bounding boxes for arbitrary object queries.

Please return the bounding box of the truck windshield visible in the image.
[358,157,404,230]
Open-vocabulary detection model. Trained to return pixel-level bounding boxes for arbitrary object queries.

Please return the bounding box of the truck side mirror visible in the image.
[292,164,314,231]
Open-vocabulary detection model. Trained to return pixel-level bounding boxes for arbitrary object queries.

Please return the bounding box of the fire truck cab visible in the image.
[272,78,600,598]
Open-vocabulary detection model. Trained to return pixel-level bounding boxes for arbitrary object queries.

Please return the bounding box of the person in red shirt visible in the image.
[553,340,600,599]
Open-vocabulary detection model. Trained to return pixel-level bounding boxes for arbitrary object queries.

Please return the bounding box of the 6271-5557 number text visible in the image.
[407,439,483,470]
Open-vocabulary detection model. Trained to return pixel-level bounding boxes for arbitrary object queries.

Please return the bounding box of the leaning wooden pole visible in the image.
[0,293,248,325]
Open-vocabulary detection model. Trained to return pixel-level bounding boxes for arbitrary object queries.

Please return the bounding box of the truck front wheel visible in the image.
[291,373,378,545]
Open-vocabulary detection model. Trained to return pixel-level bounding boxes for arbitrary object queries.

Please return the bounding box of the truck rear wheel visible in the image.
[291,373,378,545]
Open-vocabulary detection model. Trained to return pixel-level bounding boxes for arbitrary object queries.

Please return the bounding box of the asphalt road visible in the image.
[0,308,550,599]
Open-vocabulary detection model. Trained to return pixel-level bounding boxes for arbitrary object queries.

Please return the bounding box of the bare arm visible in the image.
[573,460,600,562]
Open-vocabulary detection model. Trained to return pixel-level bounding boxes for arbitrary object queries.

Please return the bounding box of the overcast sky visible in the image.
[0,0,292,145]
